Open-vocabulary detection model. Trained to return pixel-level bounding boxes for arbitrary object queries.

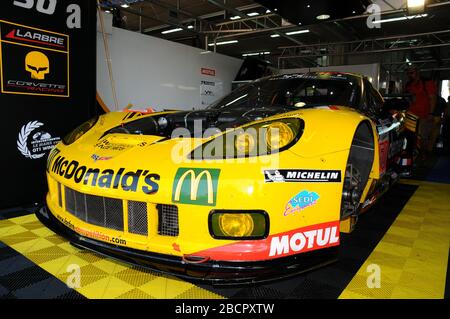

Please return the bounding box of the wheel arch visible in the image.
[340,119,379,219]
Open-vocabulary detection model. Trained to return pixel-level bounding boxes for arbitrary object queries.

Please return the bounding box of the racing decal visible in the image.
[122,111,145,121]
[284,190,320,216]
[17,121,61,160]
[91,154,113,162]
[94,140,134,151]
[378,139,389,174]
[400,158,412,166]
[172,168,220,206]
[50,156,160,195]
[268,221,339,258]
[0,20,69,97]
[264,169,341,183]
[191,221,340,262]
[55,214,127,246]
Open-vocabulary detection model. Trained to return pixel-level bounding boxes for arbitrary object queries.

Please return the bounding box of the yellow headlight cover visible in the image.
[265,122,295,150]
[219,214,254,237]
[235,133,256,155]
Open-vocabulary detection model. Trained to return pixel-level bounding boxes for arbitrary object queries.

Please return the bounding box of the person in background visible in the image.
[431,95,449,152]
[443,96,450,153]
[405,67,439,159]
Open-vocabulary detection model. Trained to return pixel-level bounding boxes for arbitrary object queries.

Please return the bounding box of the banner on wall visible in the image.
[0,0,97,209]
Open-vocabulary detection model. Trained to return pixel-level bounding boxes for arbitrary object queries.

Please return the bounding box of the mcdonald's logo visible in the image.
[172,168,220,206]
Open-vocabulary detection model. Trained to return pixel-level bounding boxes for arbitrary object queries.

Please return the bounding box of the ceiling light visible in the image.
[408,0,425,14]
[286,29,310,36]
[316,14,330,20]
[242,51,271,57]
[105,10,111,13]
[121,4,130,8]
[407,0,425,10]
[271,34,281,38]
[373,13,428,24]
[266,9,271,13]
[208,40,239,47]
[247,12,260,17]
[161,28,183,34]
[187,25,194,29]
[230,15,241,20]
[242,53,259,57]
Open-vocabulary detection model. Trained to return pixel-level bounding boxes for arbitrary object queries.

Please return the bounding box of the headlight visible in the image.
[235,132,256,154]
[192,118,303,159]
[63,116,98,145]
[265,121,295,149]
[209,210,269,240]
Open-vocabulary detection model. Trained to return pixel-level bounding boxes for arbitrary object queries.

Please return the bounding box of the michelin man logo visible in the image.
[266,170,285,183]
[17,121,61,160]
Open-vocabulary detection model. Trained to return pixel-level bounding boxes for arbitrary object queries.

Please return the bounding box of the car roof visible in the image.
[267,72,363,82]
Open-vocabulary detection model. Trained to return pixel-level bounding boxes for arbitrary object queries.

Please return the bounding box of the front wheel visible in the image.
[341,122,375,220]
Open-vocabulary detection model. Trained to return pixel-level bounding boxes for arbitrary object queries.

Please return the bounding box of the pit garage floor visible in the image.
[0,157,449,299]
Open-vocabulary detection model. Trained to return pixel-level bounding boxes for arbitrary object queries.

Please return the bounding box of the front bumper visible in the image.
[36,205,339,286]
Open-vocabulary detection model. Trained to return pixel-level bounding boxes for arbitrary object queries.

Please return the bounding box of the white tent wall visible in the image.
[97,26,243,112]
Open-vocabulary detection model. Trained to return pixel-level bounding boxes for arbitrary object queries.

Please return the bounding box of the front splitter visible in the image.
[36,205,338,286]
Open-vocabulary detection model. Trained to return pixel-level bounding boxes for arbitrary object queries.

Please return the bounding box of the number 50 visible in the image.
[13,0,57,15]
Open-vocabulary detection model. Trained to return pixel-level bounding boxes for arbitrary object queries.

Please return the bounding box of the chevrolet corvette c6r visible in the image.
[37,72,413,284]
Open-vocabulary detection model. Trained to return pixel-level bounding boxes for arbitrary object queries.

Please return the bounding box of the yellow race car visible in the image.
[37,72,413,284]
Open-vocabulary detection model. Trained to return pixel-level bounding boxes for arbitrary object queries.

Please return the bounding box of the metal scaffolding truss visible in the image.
[277,30,450,68]
[205,13,284,34]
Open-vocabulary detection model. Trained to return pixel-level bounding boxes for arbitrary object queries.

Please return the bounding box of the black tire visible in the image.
[341,122,375,219]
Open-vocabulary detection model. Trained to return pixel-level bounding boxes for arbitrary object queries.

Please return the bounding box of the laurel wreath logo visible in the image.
[17,121,46,160]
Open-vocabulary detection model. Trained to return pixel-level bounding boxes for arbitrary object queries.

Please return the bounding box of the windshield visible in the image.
[209,76,360,110]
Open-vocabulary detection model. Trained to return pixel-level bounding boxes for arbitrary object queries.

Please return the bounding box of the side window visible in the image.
[364,79,383,113]
[370,84,384,106]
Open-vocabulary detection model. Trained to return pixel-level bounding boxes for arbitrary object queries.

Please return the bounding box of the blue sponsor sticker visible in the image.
[284,190,320,216]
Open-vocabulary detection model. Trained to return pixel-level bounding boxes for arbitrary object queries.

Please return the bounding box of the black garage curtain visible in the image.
[0,0,97,209]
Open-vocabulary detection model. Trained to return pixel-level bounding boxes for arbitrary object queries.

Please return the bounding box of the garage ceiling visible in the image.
[254,0,371,26]
[100,0,450,72]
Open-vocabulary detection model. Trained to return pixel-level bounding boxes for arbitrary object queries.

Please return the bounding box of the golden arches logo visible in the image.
[172,168,220,206]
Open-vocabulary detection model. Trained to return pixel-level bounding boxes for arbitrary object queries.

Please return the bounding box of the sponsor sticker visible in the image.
[191,221,340,261]
[269,221,340,257]
[50,156,160,195]
[0,20,69,97]
[94,139,133,151]
[172,168,220,206]
[56,215,127,246]
[284,190,319,216]
[379,140,389,174]
[264,169,341,183]
[91,154,113,162]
